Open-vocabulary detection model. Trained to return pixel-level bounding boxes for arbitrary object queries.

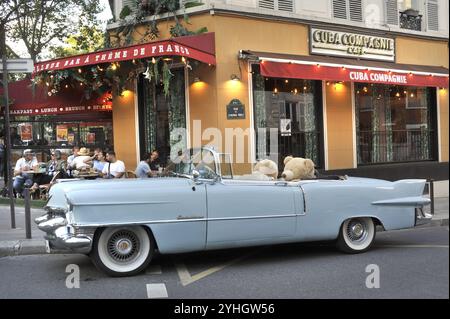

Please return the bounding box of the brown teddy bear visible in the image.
[281,156,316,181]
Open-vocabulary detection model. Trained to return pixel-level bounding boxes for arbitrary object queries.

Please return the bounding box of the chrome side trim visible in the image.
[71,213,301,228]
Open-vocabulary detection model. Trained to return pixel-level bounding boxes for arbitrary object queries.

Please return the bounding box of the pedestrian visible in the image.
[102,150,125,179]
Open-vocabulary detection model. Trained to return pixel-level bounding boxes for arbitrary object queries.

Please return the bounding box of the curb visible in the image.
[0,239,46,258]
[0,218,447,258]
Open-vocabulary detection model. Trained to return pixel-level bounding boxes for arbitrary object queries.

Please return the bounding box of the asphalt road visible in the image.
[0,226,448,299]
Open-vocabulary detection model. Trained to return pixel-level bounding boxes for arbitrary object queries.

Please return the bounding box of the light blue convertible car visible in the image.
[36,147,433,276]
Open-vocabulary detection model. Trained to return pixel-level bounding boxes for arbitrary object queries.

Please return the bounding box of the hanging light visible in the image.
[111,63,117,71]
[273,88,278,94]
[395,92,400,97]
[294,88,298,94]
[181,57,186,63]
[152,57,156,64]
[78,68,82,73]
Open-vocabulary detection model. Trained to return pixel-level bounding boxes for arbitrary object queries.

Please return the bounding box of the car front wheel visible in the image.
[336,217,376,254]
[91,226,154,277]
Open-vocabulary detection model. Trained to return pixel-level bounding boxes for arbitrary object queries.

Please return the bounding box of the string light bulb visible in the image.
[111,63,117,71]
[152,57,156,64]
[78,68,82,73]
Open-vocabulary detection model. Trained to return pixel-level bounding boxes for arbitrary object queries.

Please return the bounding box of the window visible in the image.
[258,0,294,12]
[252,65,323,170]
[386,0,399,26]
[427,0,439,31]
[332,0,363,22]
[355,83,437,164]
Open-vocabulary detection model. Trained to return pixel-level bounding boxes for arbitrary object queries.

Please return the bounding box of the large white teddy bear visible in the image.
[235,159,278,181]
[281,156,316,181]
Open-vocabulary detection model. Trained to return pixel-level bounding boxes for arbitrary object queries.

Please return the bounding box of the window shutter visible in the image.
[427,0,439,31]
[259,0,275,10]
[278,0,294,12]
[386,0,399,26]
[122,0,137,10]
[349,0,363,22]
[333,0,348,19]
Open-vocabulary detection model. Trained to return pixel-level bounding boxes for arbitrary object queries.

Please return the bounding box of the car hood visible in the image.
[47,178,193,209]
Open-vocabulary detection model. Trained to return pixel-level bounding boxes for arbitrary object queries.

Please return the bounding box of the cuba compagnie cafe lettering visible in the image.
[311,28,394,60]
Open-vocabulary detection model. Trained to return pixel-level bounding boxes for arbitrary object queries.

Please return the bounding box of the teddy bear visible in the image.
[281,156,316,181]
[254,159,278,180]
[235,159,278,181]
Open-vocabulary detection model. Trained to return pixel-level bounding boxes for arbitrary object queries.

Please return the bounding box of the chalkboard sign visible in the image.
[226,99,245,120]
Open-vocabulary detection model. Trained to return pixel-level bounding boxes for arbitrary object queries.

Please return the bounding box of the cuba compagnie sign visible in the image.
[311,28,395,62]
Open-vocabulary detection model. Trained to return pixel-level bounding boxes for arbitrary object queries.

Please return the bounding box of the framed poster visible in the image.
[67,133,75,144]
[56,125,68,142]
[87,133,96,144]
[19,123,33,141]
[280,119,292,137]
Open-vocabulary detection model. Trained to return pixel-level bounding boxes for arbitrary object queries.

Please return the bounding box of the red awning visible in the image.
[1,79,112,116]
[244,51,449,88]
[34,33,216,73]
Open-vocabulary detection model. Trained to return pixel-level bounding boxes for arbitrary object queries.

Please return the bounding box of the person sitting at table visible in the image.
[135,154,152,178]
[67,145,80,167]
[149,149,160,171]
[13,149,38,196]
[92,150,107,173]
[30,150,66,192]
[102,151,125,179]
[69,147,92,170]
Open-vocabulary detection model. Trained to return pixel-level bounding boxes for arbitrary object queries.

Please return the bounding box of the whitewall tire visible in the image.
[91,226,155,277]
[336,217,376,254]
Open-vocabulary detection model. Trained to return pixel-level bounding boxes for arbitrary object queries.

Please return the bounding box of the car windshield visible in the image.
[164,148,218,179]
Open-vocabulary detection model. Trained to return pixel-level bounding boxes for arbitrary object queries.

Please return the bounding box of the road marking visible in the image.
[146,264,162,275]
[376,245,449,248]
[174,248,265,286]
[146,283,168,299]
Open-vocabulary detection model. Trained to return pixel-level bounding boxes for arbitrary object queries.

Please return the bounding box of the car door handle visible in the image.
[275,181,288,186]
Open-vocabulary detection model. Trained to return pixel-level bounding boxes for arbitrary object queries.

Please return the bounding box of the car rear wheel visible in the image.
[336,217,376,254]
[91,226,154,277]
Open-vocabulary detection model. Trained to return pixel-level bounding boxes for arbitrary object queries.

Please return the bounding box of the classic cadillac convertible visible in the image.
[36,147,433,277]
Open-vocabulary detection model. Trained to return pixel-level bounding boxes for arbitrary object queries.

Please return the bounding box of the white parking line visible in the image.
[146,264,162,275]
[146,283,168,299]
[376,245,449,248]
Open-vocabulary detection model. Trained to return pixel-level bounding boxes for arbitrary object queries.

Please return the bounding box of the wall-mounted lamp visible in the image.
[230,74,240,81]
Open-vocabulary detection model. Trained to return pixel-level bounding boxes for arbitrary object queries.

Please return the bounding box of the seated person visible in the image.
[149,150,160,171]
[135,154,152,178]
[13,149,38,196]
[69,147,92,170]
[102,151,125,179]
[30,150,66,191]
[92,150,107,173]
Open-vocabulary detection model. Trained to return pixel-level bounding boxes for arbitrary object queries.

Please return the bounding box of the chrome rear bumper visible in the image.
[415,207,433,226]
[35,213,93,254]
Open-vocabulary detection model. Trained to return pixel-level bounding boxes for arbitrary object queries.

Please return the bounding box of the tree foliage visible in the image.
[7,0,103,62]
[108,0,207,48]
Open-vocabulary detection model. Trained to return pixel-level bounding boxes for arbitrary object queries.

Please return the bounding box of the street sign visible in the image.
[0,58,34,73]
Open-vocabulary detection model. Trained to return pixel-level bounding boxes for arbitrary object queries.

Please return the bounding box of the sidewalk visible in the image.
[0,196,448,258]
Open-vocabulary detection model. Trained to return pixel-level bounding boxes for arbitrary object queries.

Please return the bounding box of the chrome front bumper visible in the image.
[35,212,93,254]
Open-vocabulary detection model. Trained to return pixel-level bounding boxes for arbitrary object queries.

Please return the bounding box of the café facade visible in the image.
[28,12,448,179]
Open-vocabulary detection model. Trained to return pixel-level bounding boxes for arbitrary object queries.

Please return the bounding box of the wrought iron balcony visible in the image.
[399,9,423,31]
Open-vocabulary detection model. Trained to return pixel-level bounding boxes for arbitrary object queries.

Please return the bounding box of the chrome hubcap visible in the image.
[107,230,140,262]
[346,220,367,242]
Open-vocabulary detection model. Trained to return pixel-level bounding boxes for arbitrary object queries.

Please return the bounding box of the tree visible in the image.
[49,24,105,58]
[8,0,103,62]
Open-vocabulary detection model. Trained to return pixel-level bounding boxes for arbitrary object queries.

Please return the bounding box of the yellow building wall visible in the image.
[439,89,449,162]
[324,82,355,169]
[112,90,138,171]
[396,37,449,68]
